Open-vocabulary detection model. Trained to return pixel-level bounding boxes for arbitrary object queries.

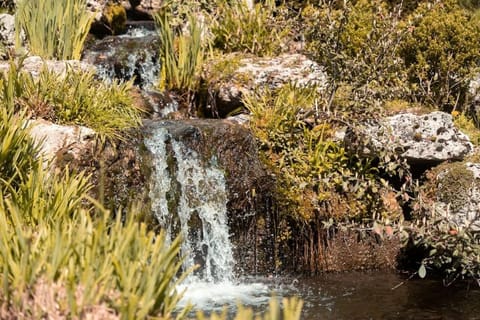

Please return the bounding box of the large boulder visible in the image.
[416,161,480,231]
[360,111,473,164]
[201,53,328,117]
[88,0,127,36]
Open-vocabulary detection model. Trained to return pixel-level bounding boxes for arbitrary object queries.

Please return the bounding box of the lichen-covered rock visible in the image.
[363,111,473,163]
[28,120,95,166]
[0,13,15,56]
[417,161,480,231]
[0,56,96,77]
[201,53,328,117]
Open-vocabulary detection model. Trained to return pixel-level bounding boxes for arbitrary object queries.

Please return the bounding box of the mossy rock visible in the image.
[415,160,480,230]
[103,2,127,35]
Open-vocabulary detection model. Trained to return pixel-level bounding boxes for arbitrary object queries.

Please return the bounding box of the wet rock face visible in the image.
[417,161,480,231]
[364,111,473,164]
[143,119,276,274]
[201,53,328,118]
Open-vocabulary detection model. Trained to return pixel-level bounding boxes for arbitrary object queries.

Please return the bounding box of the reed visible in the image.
[15,0,93,60]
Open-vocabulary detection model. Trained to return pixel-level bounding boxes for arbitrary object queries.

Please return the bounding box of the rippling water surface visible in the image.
[180,272,480,319]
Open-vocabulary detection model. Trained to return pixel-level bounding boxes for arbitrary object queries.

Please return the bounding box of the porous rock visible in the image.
[419,161,480,231]
[0,56,95,77]
[364,111,473,164]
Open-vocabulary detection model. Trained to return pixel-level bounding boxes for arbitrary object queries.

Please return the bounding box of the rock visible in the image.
[201,53,328,117]
[417,161,480,231]
[28,120,95,166]
[0,56,96,78]
[0,13,15,56]
[361,111,473,164]
[128,0,162,19]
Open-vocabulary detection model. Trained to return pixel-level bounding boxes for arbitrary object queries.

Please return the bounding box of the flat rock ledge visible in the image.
[365,111,473,163]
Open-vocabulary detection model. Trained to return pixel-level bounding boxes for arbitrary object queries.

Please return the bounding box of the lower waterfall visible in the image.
[145,124,269,310]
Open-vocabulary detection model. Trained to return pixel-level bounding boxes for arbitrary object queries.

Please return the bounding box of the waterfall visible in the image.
[145,126,235,283]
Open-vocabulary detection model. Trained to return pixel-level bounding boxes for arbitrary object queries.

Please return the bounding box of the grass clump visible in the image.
[211,0,291,56]
[15,0,93,60]
[0,60,143,142]
[154,8,205,103]
[0,107,190,319]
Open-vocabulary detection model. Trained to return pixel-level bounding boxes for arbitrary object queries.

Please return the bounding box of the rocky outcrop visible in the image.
[88,0,127,36]
[360,111,473,164]
[201,53,328,117]
[416,161,480,231]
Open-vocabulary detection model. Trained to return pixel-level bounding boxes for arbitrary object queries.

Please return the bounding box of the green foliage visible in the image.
[453,111,480,145]
[245,84,406,222]
[302,0,411,117]
[0,108,190,318]
[196,297,303,320]
[0,109,40,194]
[15,0,93,60]
[407,210,480,283]
[400,0,480,110]
[211,0,291,56]
[154,8,205,96]
[0,60,143,142]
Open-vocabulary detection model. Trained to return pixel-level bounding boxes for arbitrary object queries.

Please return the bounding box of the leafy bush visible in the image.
[400,0,480,110]
[245,83,406,222]
[0,60,143,142]
[211,0,291,56]
[15,0,93,60]
[302,0,411,116]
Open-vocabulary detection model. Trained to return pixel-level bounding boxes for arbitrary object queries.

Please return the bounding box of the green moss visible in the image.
[436,161,476,212]
[103,2,127,35]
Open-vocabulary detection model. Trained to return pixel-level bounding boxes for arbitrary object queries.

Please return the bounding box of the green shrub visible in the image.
[302,0,411,116]
[211,0,291,56]
[0,60,143,142]
[15,0,93,60]
[400,0,480,110]
[244,83,405,222]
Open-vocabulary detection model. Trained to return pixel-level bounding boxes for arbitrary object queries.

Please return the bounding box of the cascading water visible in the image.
[145,124,270,310]
[145,126,234,283]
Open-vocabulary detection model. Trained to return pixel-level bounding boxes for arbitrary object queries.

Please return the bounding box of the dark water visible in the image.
[180,272,480,319]
[282,272,480,320]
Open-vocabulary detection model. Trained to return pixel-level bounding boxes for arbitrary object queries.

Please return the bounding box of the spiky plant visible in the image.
[15,0,93,60]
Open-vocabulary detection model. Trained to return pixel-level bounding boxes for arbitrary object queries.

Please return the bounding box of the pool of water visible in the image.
[180,272,480,319]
